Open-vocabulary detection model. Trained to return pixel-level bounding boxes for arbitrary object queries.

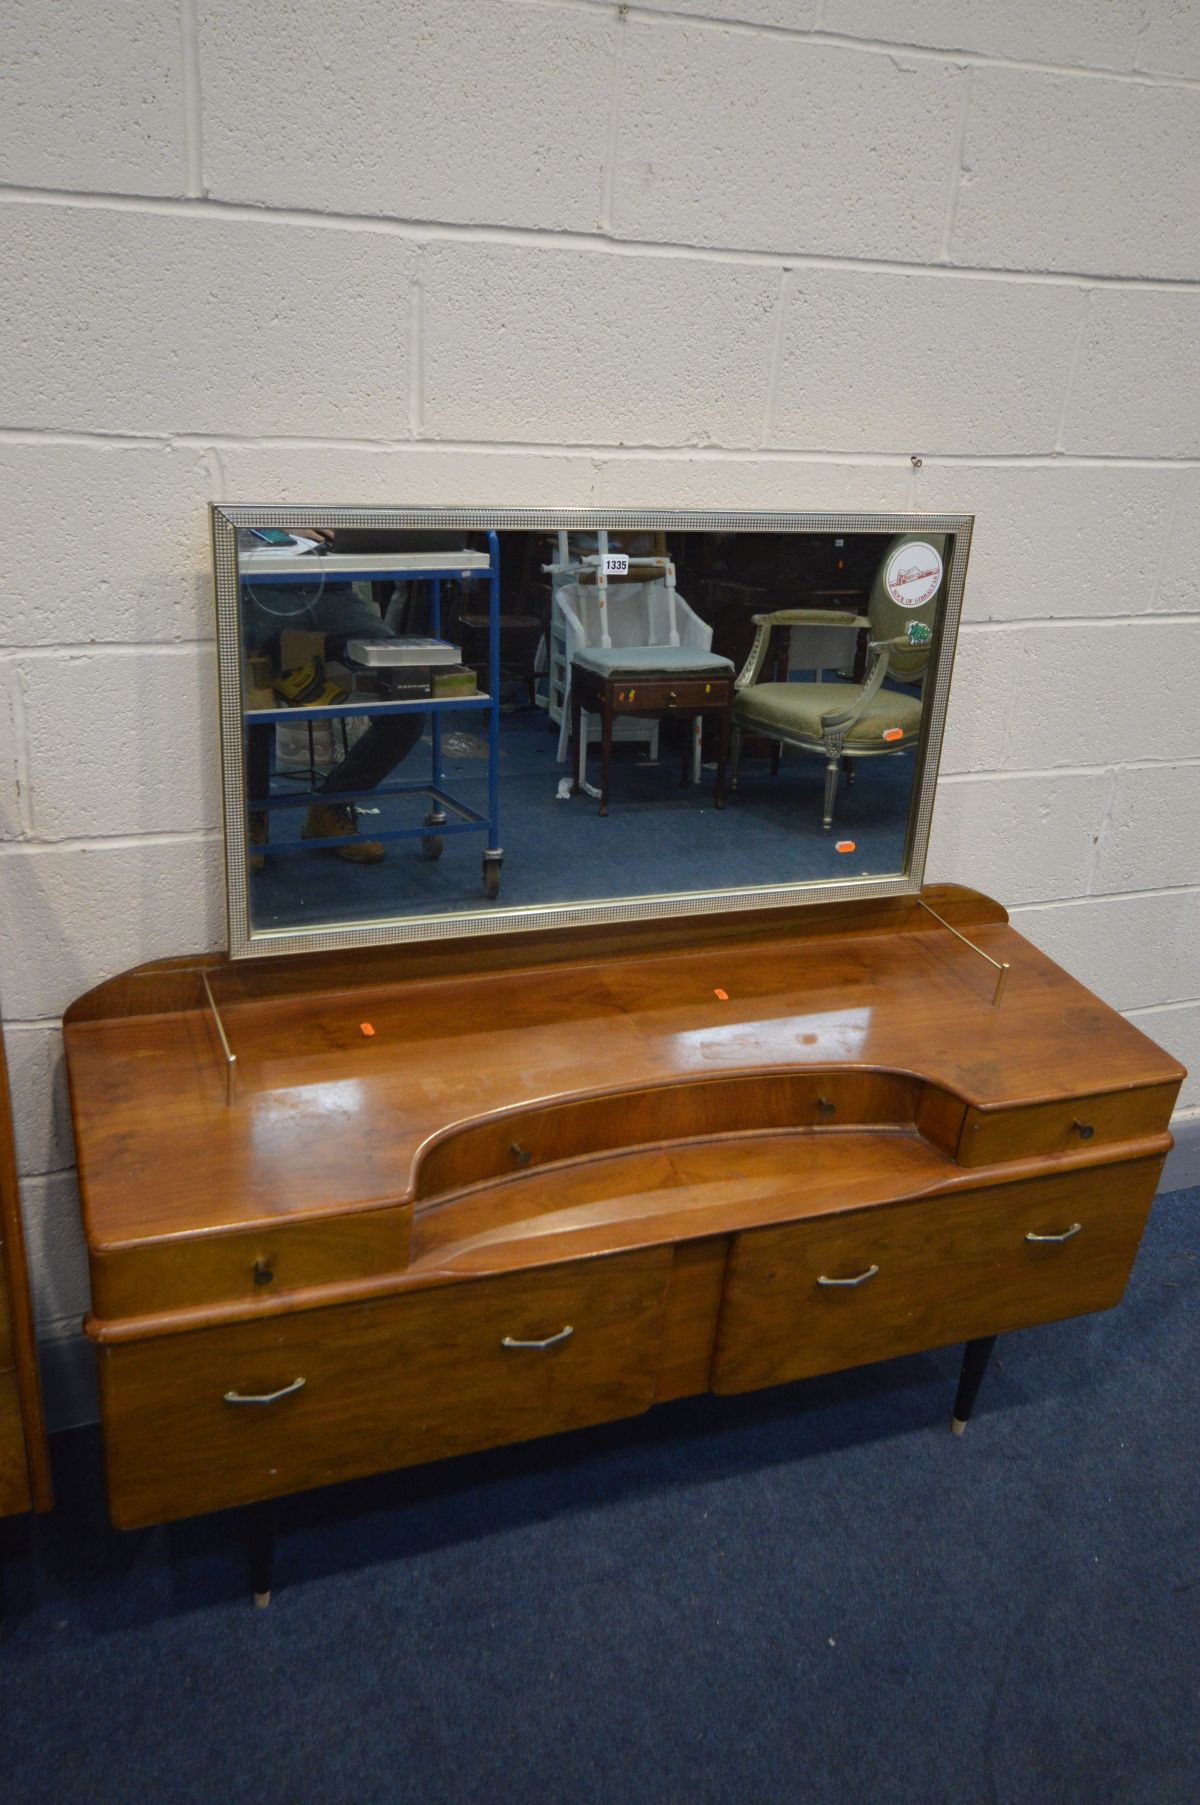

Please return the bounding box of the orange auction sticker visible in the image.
[883,728,904,742]
[835,840,856,853]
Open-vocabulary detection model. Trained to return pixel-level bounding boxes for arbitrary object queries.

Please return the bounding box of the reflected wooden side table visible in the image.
[568,663,734,816]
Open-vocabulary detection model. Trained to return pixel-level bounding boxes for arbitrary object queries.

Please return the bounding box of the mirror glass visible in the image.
[214,511,969,954]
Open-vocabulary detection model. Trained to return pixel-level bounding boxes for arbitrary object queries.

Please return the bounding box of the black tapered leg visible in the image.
[952,1335,998,1435]
[246,1500,277,1608]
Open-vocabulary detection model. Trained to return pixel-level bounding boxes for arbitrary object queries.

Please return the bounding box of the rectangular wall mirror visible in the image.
[210,508,973,958]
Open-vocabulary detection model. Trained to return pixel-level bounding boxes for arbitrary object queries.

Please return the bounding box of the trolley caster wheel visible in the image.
[421,811,446,860]
[482,857,502,901]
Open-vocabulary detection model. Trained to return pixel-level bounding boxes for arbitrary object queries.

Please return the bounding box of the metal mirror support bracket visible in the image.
[201,970,238,1106]
[918,899,1009,1007]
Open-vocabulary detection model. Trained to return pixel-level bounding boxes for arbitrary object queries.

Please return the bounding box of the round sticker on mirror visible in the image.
[885,541,943,609]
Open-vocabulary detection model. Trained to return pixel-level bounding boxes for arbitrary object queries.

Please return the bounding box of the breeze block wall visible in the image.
[1,0,1198,1422]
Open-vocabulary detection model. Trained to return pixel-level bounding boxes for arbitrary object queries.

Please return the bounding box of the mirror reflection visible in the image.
[233,523,952,933]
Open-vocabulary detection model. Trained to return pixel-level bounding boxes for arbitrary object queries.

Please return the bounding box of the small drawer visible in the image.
[711,1159,1161,1395]
[98,1247,671,1527]
[611,678,730,712]
[89,1203,412,1319]
[957,1083,1179,1165]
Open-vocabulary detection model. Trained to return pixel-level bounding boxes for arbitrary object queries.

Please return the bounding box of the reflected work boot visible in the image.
[301,802,385,864]
[249,811,268,873]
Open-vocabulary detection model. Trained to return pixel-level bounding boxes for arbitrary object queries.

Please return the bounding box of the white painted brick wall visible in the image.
[953,70,1200,281]
[422,242,779,445]
[820,0,1148,70]
[1062,289,1200,456]
[2,0,1197,1421]
[612,28,963,259]
[199,1,614,230]
[768,271,1083,454]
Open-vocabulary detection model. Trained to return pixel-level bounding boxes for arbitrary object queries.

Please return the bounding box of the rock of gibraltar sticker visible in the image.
[885,541,943,609]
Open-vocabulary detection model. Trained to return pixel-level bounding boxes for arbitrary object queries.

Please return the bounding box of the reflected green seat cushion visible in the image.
[572,646,734,676]
[734,682,923,747]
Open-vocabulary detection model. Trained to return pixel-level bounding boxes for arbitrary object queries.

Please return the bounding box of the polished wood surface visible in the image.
[711,1159,1159,1393]
[0,1026,52,1515]
[64,886,1182,1256]
[63,886,1185,1533]
[99,1249,672,1527]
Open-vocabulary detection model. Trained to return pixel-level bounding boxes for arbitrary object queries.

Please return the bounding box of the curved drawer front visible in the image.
[98,1248,671,1528]
[415,1070,928,1198]
[711,1159,1162,1395]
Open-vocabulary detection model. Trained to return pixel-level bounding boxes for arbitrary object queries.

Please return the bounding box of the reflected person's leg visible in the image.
[320,710,426,794]
[246,725,274,871]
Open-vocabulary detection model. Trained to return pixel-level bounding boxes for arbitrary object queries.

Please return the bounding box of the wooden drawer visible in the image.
[957,1082,1178,1165]
[415,1069,929,1199]
[610,677,730,711]
[89,1201,412,1319]
[711,1159,1162,1395]
[97,1248,671,1528]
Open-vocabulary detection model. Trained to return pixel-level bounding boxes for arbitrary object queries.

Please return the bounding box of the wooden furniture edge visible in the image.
[81,1133,1173,1345]
[0,1027,53,1511]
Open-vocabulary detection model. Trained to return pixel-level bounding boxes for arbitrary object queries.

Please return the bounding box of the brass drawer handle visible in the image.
[501,1325,574,1350]
[1072,1121,1095,1141]
[510,1142,533,1168]
[1025,1223,1082,1244]
[816,1264,879,1288]
[223,1377,307,1405]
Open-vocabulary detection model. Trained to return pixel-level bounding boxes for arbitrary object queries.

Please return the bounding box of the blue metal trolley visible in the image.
[241,531,503,899]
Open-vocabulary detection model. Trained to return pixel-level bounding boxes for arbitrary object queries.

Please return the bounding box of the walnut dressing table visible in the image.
[63,886,1183,1598]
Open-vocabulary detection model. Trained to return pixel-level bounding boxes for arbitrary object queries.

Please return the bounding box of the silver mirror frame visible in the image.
[210,505,974,960]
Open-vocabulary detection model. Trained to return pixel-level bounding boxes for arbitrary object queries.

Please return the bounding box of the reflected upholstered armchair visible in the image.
[730,533,945,831]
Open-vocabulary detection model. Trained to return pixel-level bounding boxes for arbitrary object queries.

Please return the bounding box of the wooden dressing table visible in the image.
[63,885,1184,1597]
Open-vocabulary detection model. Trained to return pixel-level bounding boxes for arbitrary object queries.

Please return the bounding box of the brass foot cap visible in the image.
[951,1417,967,1437]
[253,1590,272,1608]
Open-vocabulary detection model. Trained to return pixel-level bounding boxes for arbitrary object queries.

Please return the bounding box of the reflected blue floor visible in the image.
[250,711,915,931]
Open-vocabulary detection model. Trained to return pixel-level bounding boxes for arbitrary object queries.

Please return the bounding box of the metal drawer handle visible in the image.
[223,1377,307,1405]
[816,1264,879,1288]
[1025,1223,1082,1244]
[1072,1121,1095,1141]
[501,1325,574,1350]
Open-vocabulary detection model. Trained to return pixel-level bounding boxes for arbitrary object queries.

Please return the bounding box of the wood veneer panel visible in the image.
[711,1160,1163,1395]
[64,886,1011,1024]
[958,1084,1179,1166]
[89,1201,412,1320]
[654,1238,728,1402]
[98,1248,672,1528]
[0,1370,33,1517]
[414,1070,925,1199]
[63,889,1185,1258]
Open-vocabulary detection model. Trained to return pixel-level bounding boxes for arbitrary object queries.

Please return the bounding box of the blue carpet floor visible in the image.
[2,1184,1197,1805]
